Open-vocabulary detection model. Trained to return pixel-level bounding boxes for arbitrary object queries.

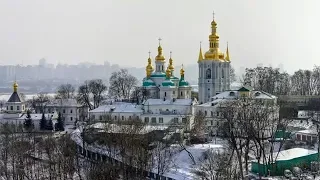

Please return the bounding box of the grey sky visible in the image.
[0,0,318,73]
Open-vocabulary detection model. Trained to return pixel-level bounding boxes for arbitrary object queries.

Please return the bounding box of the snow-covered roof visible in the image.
[47,98,81,107]
[211,90,276,100]
[274,148,317,161]
[89,122,168,134]
[89,102,143,113]
[143,98,193,106]
[296,129,317,135]
[0,113,57,120]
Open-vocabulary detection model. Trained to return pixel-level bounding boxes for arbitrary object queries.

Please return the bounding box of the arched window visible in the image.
[222,68,225,78]
[164,92,167,97]
[206,68,211,79]
[180,91,183,96]
[162,65,164,71]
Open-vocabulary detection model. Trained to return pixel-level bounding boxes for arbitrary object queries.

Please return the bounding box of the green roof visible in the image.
[179,79,189,86]
[143,79,156,87]
[238,86,252,92]
[162,79,175,87]
[170,76,179,80]
[150,73,166,77]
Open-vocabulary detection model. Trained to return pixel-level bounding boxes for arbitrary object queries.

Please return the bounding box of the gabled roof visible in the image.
[7,92,22,103]
[238,86,253,92]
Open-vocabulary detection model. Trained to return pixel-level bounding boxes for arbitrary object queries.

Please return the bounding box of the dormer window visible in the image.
[255,92,261,96]
[229,92,235,96]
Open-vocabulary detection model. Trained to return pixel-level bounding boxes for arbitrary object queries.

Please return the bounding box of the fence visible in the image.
[76,145,176,180]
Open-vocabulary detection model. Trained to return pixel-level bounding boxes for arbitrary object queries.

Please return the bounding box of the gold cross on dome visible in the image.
[158,38,162,45]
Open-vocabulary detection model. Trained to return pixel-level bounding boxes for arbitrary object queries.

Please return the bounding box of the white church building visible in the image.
[89,14,278,130]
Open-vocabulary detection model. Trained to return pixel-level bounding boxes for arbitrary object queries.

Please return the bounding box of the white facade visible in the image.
[35,99,88,125]
[89,99,195,128]
[196,87,278,134]
[198,61,231,104]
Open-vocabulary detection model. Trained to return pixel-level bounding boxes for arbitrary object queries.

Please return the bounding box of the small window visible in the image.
[6,106,8,110]
[129,116,131,120]
[70,117,73,121]
[10,106,13,110]
[114,116,117,120]
[205,111,207,116]
[181,91,183,96]
[70,109,73,113]
[63,109,66,113]
[182,118,187,124]
[173,118,179,124]
[99,116,102,120]
[144,117,149,123]
[17,106,20,110]
[164,92,167,97]
[122,116,124,120]
[211,121,214,126]
[229,92,235,96]
[216,112,219,117]
[173,91,175,95]
[211,111,213,117]
[151,117,157,124]
[159,118,163,123]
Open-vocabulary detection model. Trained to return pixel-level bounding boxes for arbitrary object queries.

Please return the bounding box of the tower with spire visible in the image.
[198,12,231,104]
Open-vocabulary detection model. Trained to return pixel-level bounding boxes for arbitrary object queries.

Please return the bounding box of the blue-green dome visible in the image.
[143,79,156,87]
[170,76,179,80]
[179,78,189,87]
[150,72,166,77]
[162,79,175,87]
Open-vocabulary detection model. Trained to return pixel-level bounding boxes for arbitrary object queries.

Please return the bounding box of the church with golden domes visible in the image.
[142,40,192,100]
[197,14,231,104]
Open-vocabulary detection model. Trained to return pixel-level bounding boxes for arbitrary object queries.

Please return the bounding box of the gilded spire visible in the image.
[165,67,171,79]
[155,38,165,61]
[204,11,222,60]
[168,51,174,74]
[13,81,18,93]
[180,64,185,78]
[198,42,204,62]
[225,42,230,61]
[146,51,154,78]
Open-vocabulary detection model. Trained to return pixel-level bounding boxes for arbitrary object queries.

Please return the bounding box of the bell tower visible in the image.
[198,12,231,104]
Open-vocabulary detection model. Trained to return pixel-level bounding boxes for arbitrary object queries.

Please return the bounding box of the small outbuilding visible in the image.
[251,148,318,176]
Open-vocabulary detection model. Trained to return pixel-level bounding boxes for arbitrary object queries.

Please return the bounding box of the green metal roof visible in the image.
[142,79,156,87]
[162,79,175,87]
[150,73,166,77]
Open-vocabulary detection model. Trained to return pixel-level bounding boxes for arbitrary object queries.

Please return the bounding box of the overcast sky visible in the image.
[0,0,319,73]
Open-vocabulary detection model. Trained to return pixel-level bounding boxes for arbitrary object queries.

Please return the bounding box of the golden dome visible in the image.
[155,38,165,61]
[168,51,174,71]
[13,81,18,92]
[165,67,171,78]
[180,65,185,76]
[146,52,154,77]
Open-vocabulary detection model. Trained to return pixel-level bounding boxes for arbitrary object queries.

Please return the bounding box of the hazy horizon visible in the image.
[0,0,319,74]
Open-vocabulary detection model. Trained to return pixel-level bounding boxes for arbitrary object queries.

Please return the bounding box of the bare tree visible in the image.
[77,79,107,110]
[30,93,51,113]
[130,86,150,104]
[109,69,138,100]
[195,148,240,180]
[56,83,75,99]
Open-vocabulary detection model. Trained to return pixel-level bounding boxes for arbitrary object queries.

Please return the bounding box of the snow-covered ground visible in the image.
[71,126,226,180]
[165,143,223,180]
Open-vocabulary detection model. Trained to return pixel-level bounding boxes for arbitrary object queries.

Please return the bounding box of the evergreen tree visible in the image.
[39,113,47,130]
[46,118,53,131]
[24,110,34,130]
[55,112,64,131]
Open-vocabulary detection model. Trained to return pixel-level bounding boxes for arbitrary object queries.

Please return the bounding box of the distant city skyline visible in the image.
[0,0,319,74]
